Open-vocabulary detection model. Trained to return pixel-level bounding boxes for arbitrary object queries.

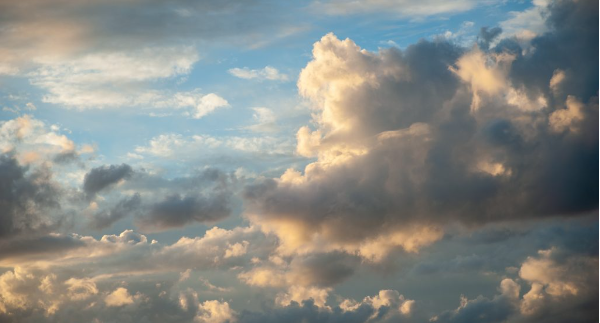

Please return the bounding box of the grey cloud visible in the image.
[0,234,85,263]
[434,245,598,323]
[81,166,238,231]
[83,163,133,197]
[0,0,298,73]
[136,193,232,231]
[502,0,598,104]
[89,193,142,230]
[434,293,516,323]
[244,0,598,253]
[0,154,61,239]
[238,300,375,323]
[289,252,360,287]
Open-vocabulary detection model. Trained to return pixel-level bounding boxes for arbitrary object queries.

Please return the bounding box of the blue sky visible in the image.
[0,0,597,322]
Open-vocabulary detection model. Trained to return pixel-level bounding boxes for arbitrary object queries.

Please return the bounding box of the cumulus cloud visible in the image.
[433,245,598,323]
[0,115,81,166]
[0,1,597,322]
[244,0,598,264]
[105,287,135,307]
[196,300,237,323]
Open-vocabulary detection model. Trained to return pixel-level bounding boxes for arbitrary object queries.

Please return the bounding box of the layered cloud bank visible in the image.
[0,0,597,322]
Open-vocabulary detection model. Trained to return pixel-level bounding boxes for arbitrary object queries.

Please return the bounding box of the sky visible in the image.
[0,0,598,322]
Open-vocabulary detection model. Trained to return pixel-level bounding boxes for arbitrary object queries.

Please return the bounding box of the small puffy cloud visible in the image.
[228,66,288,81]
[275,285,331,308]
[189,93,229,119]
[341,289,415,319]
[196,300,237,323]
[0,115,79,165]
[548,95,587,133]
[224,241,249,258]
[104,287,134,307]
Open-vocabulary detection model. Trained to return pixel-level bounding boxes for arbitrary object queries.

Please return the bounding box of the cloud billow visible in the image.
[244,0,598,260]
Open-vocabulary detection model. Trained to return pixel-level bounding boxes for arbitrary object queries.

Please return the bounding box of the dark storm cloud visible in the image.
[0,154,61,239]
[89,193,141,230]
[136,193,232,231]
[244,0,598,254]
[83,163,133,197]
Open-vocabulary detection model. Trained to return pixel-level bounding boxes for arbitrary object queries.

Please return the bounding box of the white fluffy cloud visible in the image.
[105,287,135,307]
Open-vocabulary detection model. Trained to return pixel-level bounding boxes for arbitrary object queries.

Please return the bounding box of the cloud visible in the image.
[0,0,295,75]
[88,194,142,230]
[29,47,200,109]
[499,0,550,42]
[312,0,478,18]
[0,115,79,166]
[477,26,502,50]
[0,154,62,239]
[228,66,288,81]
[27,49,228,116]
[433,245,598,323]
[245,107,279,133]
[236,288,417,323]
[196,300,237,323]
[105,287,135,307]
[136,193,232,232]
[83,163,134,197]
[244,0,598,264]
[432,279,520,323]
